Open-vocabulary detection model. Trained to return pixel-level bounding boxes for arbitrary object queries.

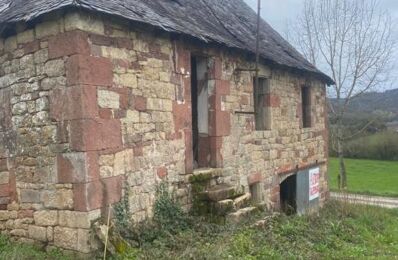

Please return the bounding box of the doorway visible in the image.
[280,174,297,214]
[191,56,209,168]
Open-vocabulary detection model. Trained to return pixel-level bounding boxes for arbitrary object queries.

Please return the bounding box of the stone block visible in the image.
[208,57,222,80]
[10,229,27,237]
[209,110,231,137]
[59,210,100,229]
[97,89,120,109]
[66,55,113,87]
[20,189,41,203]
[64,12,105,35]
[35,20,61,38]
[248,172,263,185]
[42,189,73,210]
[45,227,53,242]
[73,176,122,211]
[48,31,90,59]
[34,210,58,226]
[43,59,65,77]
[53,226,78,250]
[132,95,147,111]
[113,149,134,176]
[57,152,100,183]
[77,228,95,253]
[50,84,98,121]
[215,80,230,95]
[4,36,17,51]
[28,225,47,242]
[16,30,35,44]
[114,73,137,88]
[0,210,17,221]
[69,119,122,152]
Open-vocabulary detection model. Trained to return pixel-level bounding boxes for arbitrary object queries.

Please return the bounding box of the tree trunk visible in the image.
[337,137,347,190]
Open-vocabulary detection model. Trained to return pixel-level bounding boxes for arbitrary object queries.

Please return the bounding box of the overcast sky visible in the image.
[243,0,398,90]
[244,0,398,35]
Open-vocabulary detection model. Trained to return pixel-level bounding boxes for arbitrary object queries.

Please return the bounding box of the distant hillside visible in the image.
[329,88,398,121]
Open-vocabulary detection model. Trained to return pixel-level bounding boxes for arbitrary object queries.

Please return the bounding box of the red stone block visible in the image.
[48,31,90,59]
[208,95,222,111]
[66,55,113,87]
[57,152,100,183]
[209,110,231,137]
[73,181,101,212]
[0,184,9,197]
[50,85,98,121]
[8,172,16,201]
[215,80,230,95]
[69,119,122,152]
[248,172,263,185]
[173,102,191,132]
[99,108,113,119]
[208,57,222,80]
[73,176,122,212]
[209,136,223,150]
[210,148,223,168]
[132,95,147,111]
[175,44,191,74]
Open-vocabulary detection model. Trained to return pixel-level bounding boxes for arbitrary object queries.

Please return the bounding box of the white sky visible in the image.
[244,0,398,35]
[243,0,398,90]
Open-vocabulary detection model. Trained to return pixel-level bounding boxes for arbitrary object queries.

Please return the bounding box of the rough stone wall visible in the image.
[0,11,328,253]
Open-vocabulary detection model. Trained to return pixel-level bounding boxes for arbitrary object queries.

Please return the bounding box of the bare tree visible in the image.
[291,0,395,189]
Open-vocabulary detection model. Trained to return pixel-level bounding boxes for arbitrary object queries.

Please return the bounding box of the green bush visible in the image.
[153,182,190,234]
[119,182,190,246]
[344,131,398,160]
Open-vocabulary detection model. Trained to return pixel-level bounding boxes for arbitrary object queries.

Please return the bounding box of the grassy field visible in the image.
[329,158,398,197]
[1,202,398,259]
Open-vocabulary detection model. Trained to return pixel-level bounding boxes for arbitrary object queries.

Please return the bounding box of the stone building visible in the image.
[0,0,332,253]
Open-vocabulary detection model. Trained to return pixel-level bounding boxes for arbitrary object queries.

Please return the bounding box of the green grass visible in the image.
[329,157,398,197]
[0,235,72,260]
[1,202,398,259]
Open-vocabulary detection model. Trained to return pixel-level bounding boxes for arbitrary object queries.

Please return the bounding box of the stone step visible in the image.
[233,193,252,210]
[189,168,223,184]
[201,184,237,202]
[214,199,234,215]
[226,207,258,223]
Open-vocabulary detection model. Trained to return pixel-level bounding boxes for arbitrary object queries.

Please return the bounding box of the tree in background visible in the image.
[290,0,395,189]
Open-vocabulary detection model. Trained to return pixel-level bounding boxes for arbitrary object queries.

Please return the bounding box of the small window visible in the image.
[301,86,311,128]
[253,77,270,130]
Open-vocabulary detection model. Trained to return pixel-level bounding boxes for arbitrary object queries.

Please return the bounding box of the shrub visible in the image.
[118,182,190,246]
[113,184,131,238]
[153,182,190,234]
[344,131,398,160]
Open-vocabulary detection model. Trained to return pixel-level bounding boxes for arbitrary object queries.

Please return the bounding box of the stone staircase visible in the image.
[189,168,260,223]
